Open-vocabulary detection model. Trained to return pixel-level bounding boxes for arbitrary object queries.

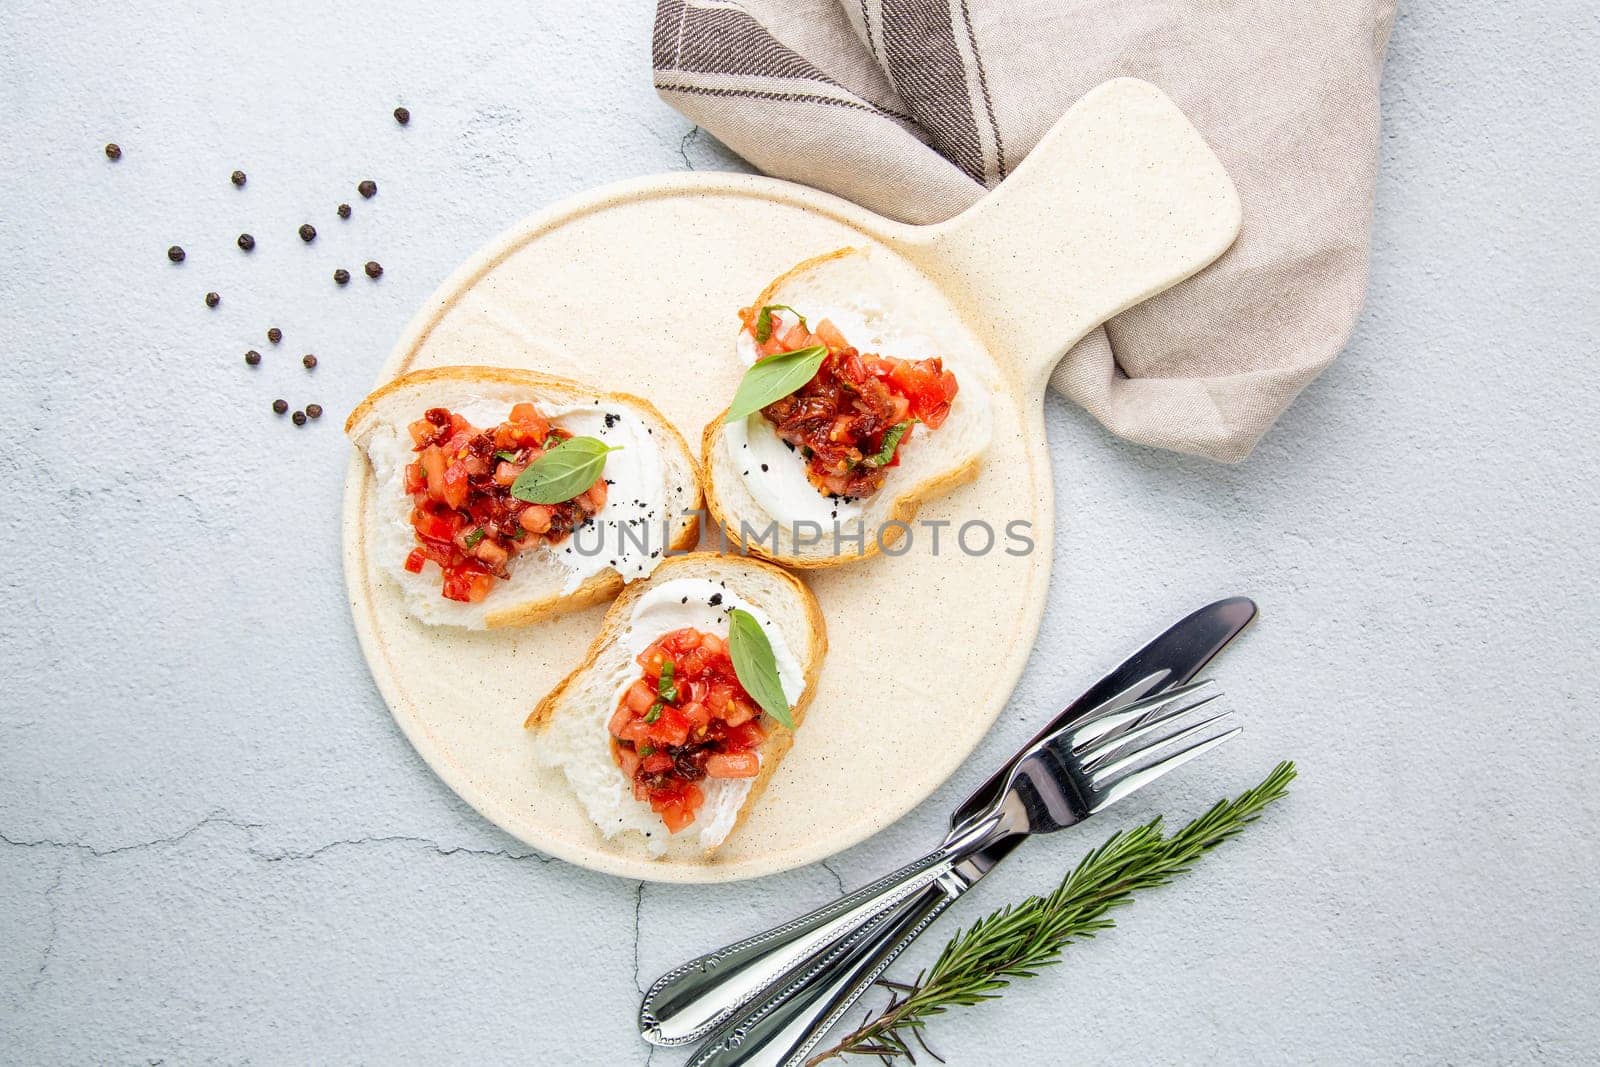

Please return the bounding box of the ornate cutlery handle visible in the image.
[639,849,957,1046]
[686,880,955,1067]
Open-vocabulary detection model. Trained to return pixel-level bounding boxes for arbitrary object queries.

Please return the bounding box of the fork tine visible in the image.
[1086,712,1232,779]
[1087,725,1242,814]
[1080,693,1226,772]
[1069,679,1220,752]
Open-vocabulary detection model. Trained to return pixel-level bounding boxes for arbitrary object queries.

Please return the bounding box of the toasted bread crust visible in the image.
[750,246,861,313]
[347,364,703,629]
[525,553,827,856]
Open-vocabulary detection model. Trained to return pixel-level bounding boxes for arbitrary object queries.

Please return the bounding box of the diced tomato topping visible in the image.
[655,792,699,835]
[608,704,635,738]
[737,305,960,499]
[441,462,470,509]
[398,402,607,603]
[725,721,767,750]
[661,628,702,654]
[440,564,493,603]
[722,697,760,727]
[636,645,670,678]
[421,446,448,500]
[412,507,458,543]
[518,504,554,535]
[677,648,710,679]
[578,479,608,515]
[473,538,508,568]
[645,707,691,748]
[625,680,657,715]
[607,626,791,835]
[615,744,641,779]
[706,752,760,779]
[813,318,850,350]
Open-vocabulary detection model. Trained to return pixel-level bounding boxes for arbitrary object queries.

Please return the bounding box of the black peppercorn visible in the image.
[333,268,350,285]
[167,245,185,263]
[292,410,307,426]
[244,350,261,366]
[358,179,377,199]
[237,233,255,252]
[231,170,246,187]
[306,403,323,419]
[298,223,316,243]
[205,291,220,308]
[302,354,317,369]
[337,203,351,219]
[105,143,122,161]
[272,398,288,414]
[267,327,282,344]
[364,260,383,279]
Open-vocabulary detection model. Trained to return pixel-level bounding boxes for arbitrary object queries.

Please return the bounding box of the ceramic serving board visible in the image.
[341,79,1240,882]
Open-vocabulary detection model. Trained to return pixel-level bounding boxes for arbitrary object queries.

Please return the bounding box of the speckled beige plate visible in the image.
[342,79,1239,882]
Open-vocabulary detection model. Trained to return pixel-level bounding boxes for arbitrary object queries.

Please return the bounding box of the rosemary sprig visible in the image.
[809,761,1296,1065]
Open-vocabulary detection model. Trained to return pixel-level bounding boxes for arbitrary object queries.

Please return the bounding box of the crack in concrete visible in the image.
[27,860,67,996]
[678,126,701,170]
[632,881,647,996]
[3,814,556,1010]
[0,812,263,857]
[253,834,551,865]
[632,881,657,1067]
[820,859,848,895]
[0,815,553,867]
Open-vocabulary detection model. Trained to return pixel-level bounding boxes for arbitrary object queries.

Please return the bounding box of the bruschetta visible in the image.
[346,366,701,629]
[526,553,826,856]
[703,246,993,567]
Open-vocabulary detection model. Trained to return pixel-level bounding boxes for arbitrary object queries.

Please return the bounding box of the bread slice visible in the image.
[703,246,994,567]
[526,553,826,857]
[346,365,701,629]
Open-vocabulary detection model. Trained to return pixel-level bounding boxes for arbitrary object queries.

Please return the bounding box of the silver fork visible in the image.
[657,679,1238,1067]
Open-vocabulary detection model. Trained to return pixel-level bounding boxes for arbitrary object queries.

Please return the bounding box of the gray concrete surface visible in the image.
[2,2,1597,1063]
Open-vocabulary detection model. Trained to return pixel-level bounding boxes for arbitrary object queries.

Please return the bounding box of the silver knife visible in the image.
[638,597,1258,1049]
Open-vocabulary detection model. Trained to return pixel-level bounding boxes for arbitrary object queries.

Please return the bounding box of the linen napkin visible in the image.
[653,0,1396,462]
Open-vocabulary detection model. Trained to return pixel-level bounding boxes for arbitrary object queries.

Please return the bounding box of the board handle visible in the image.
[891,78,1241,393]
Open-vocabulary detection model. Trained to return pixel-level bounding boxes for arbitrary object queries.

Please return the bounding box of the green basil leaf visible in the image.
[657,660,677,702]
[510,436,622,505]
[724,346,827,424]
[862,420,915,468]
[463,527,486,548]
[755,304,808,344]
[494,450,518,462]
[644,702,663,724]
[727,608,793,729]
[638,744,655,757]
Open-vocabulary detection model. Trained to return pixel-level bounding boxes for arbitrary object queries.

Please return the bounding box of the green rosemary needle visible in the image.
[809,761,1297,1065]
